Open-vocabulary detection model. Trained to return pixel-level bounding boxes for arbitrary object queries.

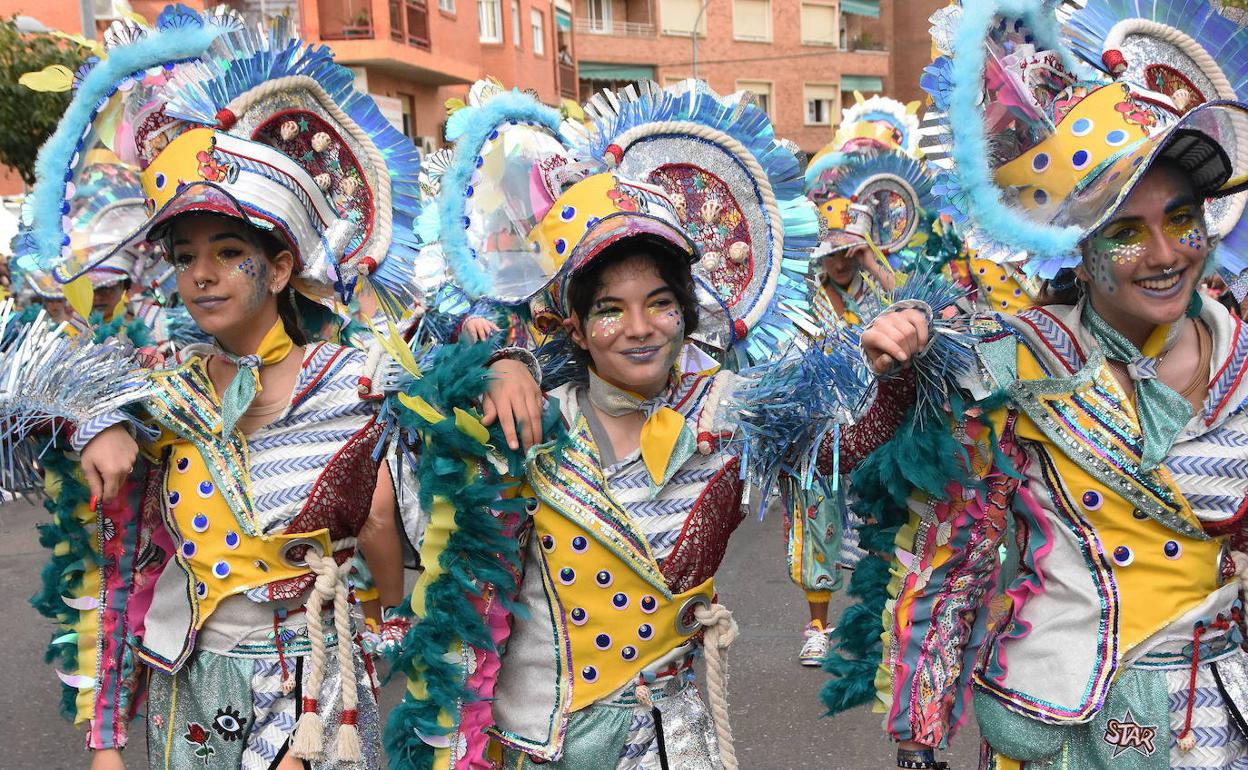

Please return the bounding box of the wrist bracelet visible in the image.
[897,747,938,769]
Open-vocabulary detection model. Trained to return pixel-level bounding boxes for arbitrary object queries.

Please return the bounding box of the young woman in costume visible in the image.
[792,138,937,667]
[845,2,1248,767]
[12,8,427,769]
[383,82,935,770]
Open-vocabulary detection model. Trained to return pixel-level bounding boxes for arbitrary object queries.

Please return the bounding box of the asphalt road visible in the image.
[0,497,983,769]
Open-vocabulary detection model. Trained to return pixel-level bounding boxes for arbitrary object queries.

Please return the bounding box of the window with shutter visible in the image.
[805,83,839,125]
[660,0,706,36]
[801,2,838,46]
[733,0,771,41]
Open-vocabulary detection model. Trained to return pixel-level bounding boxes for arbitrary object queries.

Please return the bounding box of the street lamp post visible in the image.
[690,0,710,78]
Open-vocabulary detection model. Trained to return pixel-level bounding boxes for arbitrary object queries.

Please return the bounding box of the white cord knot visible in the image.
[693,602,739,770]
[290,547,364,763]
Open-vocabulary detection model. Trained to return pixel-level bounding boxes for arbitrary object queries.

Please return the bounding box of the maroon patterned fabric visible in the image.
[661,457,747,593]
[818,371,916,474]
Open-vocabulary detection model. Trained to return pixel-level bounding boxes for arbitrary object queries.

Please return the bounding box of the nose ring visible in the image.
[196,280,207,289]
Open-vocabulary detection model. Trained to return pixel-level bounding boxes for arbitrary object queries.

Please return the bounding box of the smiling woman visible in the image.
[10,8,429,770]
[852,2,1248,768]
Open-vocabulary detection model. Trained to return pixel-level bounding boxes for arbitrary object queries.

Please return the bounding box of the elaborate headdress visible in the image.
[805,94,925,190]
[809,149,937,260]
[415,79,574,306]
[67,155,150,289]
[17,6,425,318]
[563,79,821,366]
[920,0,1248,278]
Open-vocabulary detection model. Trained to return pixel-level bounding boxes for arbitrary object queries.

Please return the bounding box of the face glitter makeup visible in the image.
[1177,226,1205,251]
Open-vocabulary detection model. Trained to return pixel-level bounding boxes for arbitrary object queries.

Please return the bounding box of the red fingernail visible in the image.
[89,495,98,512]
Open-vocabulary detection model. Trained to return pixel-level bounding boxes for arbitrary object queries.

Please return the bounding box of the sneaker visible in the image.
[798,621,833,667]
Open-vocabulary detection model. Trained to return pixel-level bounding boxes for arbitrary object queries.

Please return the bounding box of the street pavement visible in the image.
[0,496,982,769]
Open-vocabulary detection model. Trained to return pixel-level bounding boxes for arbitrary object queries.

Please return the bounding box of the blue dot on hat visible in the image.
[1071,118,1093,137]
[1072,150,1091,170]
[1032,153,1050,173]
[154,173,167,189]
[1033,188,1048,206]
[554,238,567,255]
[560,206,576,221]
[1105,129,1128,146]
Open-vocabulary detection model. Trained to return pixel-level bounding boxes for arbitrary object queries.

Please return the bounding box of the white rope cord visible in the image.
[608,120,783,332]
[694,602,740,770]
[289,540,362,762]
[290,548,337,761]
[224,75,393,275]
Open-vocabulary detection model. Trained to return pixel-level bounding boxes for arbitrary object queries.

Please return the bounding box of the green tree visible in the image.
[0,17,84,186]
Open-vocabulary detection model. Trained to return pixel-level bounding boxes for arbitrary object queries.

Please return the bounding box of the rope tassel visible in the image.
[291,545,363,763]
[694,602,740,770]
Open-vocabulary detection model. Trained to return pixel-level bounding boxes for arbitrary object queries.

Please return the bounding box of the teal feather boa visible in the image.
[30,449,95,722]
[383,340,563,770]
[821,387,1016,714]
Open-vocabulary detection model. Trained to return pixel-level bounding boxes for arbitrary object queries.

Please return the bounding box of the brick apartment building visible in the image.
[570,0,942,153]
[0,0,942,195]
[0,0,577,193]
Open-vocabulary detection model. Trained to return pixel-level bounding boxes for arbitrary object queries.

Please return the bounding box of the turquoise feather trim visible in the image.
[434,92,563,299]
[382,340,563,769]
[16,6,233,272]
[820,388,1013,716]
[30,449,96,722]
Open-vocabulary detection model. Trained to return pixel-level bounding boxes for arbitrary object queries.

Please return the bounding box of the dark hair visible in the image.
[166,213,308,346]
[565,235,700,371]
[566,234,700,335]
[1037,267,1082,306]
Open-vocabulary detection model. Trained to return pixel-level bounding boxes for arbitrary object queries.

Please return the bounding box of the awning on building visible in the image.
[577,62,657,81]
[841,0,880,18]
[556,8,572,31]
[840,75,883,92]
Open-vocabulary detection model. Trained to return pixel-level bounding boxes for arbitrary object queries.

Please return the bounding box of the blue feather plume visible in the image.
[728,332,872,510]
[17,9,233,273]
[433,91,564,300]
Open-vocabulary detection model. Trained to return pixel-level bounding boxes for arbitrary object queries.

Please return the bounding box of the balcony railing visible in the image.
[388,0,431,49]
[573,18,655,37]
[317,0,374,39]
[558,60,577,99]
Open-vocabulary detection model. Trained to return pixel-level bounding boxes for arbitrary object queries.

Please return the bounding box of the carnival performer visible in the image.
[791,138,941,666]
[835,1,1248,768]
[380,80,942,770]
[11,7,429,768]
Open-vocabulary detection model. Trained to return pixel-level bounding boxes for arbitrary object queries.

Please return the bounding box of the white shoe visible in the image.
[798,622,833,667]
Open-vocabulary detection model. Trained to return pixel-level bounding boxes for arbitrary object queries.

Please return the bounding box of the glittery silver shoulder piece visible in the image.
[0,300,152,491]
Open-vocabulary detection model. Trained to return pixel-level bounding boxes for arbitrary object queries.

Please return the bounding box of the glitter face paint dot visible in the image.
[588,310,622,339]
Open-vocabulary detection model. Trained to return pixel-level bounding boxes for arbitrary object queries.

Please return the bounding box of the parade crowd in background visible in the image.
[3,1,1248,769]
